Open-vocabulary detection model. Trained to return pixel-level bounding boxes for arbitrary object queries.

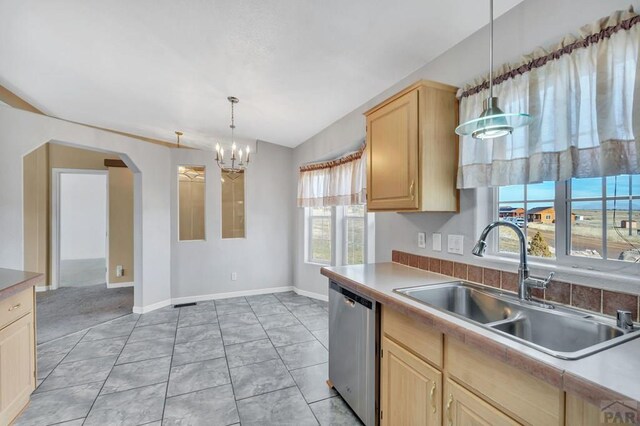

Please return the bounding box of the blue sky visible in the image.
[499,175,640,210]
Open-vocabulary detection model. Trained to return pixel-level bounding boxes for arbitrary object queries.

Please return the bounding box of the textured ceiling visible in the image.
[0,0,521,148]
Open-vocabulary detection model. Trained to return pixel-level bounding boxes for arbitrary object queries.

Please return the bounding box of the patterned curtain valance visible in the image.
[297,144,366,207]
[457,8,640,189]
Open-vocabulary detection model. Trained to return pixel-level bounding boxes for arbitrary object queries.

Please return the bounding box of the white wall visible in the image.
[292,0,640,297]
[0,105,172,310]
[170,140,295,301]
[60,173,107,260]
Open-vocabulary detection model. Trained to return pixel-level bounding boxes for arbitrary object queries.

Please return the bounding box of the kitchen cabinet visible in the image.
[444,378,519,426]
[0,288,36,425]
[381,304,568,426]
[364,80,459,212]
[565,394,600,426]
[380,336,441,425]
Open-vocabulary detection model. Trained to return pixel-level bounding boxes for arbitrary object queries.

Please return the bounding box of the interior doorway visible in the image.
[23,142,137,343]
[56,171,108,288]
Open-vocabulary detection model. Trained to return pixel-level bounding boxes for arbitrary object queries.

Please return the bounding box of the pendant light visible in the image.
[175,131,183,148]
[455,0,532,139]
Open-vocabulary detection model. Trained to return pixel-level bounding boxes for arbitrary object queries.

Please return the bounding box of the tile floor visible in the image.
[17,291,363,426]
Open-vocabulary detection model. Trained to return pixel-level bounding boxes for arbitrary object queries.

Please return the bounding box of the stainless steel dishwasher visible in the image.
[328,280,379,426]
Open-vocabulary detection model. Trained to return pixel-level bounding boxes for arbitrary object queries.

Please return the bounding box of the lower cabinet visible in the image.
[444,378,519,426]
[380,336,441,425]
[380,305,601,426]
[0,290,36,425]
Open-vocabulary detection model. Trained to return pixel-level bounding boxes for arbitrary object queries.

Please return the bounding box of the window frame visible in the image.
[304,205,373,267]
[489,178,640,277]
[342,205,367,266]
[307,206,334,265]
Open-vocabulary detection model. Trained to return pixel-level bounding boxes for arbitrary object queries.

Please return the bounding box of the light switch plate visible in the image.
[448,234,464,255]
[417,232,426,248]
[231,272,237,281]
[432,233,442,252]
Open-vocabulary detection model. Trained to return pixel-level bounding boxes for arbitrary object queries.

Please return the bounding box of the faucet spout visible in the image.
[473,220,530,300]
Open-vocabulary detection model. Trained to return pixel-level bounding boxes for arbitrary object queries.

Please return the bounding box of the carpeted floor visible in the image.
[36,284,133,344]
[59,258,107,287]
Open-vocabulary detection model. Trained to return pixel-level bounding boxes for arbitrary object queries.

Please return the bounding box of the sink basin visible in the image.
[395,281,639,359]
[396,282,515,324]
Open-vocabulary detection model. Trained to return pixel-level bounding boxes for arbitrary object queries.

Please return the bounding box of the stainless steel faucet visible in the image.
[472,220,554,306]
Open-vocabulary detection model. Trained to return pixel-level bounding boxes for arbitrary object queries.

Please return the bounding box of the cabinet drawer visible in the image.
[0,288,33,330]
[382,306,443,369]
[446,337,563,425]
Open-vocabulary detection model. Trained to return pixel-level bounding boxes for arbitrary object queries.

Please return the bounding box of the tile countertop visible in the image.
[321,262,640,407]
[0,267,43,300]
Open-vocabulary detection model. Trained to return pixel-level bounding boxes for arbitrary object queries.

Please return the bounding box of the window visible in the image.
[308,207,332,264]
[344,205,366,265]
[497,181,556,258]
[568,175,640,261]
[178,166,205,241]
[221,170,245,239]
[495,174,640,266]
[305,205,371,266]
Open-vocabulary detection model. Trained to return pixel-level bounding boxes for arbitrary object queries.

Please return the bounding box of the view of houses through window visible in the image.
[497,175,640,263]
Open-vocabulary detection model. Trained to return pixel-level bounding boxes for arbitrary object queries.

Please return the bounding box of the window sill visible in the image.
[305,261,331,267]
[480,253,640,295]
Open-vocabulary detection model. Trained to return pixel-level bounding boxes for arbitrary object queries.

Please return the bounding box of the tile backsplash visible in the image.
[391,250,640,322]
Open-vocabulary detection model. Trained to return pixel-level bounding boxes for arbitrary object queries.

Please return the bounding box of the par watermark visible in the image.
[600,400,639,425]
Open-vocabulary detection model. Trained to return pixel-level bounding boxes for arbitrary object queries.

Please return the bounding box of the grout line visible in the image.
[37,329,93,385]
[32,379,106,396]
[216,297,242,422]
[80,313,142,425]
[159,304,183,423]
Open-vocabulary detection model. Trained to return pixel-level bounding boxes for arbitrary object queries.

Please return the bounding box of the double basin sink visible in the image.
[395,281,639,359]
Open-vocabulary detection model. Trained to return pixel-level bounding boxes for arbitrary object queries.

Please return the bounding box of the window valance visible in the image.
[457,8,640,189]
[297,144,366,207]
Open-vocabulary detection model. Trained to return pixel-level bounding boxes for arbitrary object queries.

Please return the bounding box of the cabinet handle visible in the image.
[430,382,437,413]
[409,181,415,200]
[446,394,453,426]
[8,303,21,311]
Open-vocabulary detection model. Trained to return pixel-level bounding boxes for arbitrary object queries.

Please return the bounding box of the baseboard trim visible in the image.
[35,285,50,292]
[107,281,134,289]
[293,287,328,302]
[171,286,294,306]
[133,299,172,314]
[131,285,325,315]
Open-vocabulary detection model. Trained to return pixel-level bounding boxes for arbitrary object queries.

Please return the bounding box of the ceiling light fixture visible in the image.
[455,0,532,140]
[175,131,183,148]
[215,96,251,173]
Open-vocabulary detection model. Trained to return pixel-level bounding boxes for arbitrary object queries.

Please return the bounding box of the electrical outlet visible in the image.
[231,272,237,281]
[432,233,442,251]
[116,265,124,277]
[448,234,464,255]
[417,232,426,248]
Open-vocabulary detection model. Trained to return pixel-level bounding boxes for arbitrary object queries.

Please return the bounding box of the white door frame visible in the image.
[51,168,109,290]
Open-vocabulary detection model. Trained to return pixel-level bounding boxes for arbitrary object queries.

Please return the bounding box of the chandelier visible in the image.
[215,96,250,172]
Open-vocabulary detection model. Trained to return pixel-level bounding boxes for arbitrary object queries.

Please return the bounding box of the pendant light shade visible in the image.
[456,97,532,140]
[455,0,533,139]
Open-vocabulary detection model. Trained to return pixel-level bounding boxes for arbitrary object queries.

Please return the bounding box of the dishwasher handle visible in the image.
[343,296,356,307]
[330,281,373,310]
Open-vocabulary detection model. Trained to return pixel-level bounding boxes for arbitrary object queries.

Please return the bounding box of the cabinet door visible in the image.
[444,378,520,426]
[366,89,419,211]
[0,313,35,425]
[380,336,441,425]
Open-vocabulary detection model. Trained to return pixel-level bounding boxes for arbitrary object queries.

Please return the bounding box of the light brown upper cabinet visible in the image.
[364,80,459,212]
